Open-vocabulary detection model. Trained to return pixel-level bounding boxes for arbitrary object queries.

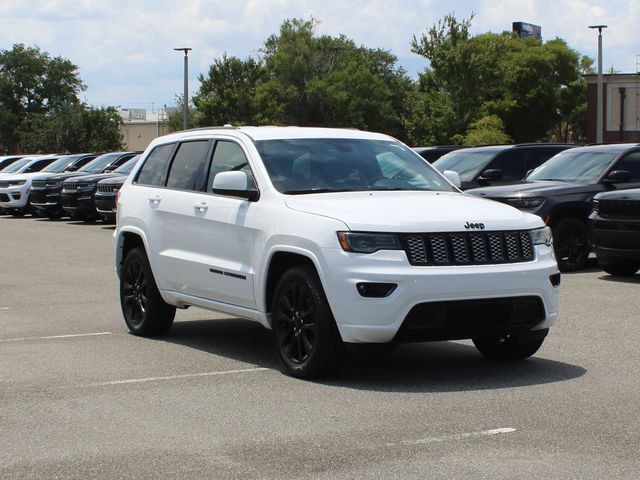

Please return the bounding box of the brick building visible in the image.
[586,73,640,143]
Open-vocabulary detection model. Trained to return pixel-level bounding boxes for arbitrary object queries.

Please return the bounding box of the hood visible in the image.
[97,174,128,186]
[31,171,93,182]
[65,172,116,183]
[467,180,599,198]
[595,187,640,201]
[0,172,46,181]
[284,191,543,232]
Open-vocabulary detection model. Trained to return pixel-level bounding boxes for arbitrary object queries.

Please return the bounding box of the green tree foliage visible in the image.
[17,104,123,153]
[460,114,511,146]
[167,95,202,132]
[410,14,591,144]
[0,44,85,152]
[194,19,411,139]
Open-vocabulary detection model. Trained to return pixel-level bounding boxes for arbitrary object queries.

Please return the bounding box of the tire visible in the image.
[473,329,548,361]
[120,247,175,337]
[601,263,639,276]
[11,209,26,217]
[552,218,589,272]
[271,264,344,378]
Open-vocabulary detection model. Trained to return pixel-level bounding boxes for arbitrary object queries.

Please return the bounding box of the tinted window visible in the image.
[207,141,255,191]
[136,144,175,186]
[528,150,618,183]
[114,155,140,174]
[489,151,527,181]
[2,158,30,173]
[166,141,209,190]
[527,149,563,170]
[73,156,96,169]
[24,158,56,173]
[80,153,125,174]
[613,152,640,182]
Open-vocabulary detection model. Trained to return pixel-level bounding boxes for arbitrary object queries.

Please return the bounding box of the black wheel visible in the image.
[601,263,639,276]
[473,329,548,361]
[120,247,175,336]
[271,265,344,378]
[11,209,26,217]
[552,218,589,272]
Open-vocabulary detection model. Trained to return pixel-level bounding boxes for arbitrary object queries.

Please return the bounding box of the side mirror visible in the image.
[603,170,631,183]
[66,165,78,172]
[443,170,461,188]
[212,171,260,201]
[479,169,503,181]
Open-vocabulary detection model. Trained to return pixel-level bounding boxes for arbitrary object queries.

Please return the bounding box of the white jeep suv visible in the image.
[115,127,559,378]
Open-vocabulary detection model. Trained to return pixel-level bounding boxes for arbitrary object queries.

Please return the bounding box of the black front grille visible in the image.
[402,231,534,266]
[97,183,117,194]
[395,296,546,342]
[63,182,79,192]
[0,193,9,202]
[31,179,47,189]
[598,199,640,220]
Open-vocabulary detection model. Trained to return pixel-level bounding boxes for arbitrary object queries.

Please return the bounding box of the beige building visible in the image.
[119,109,170,151]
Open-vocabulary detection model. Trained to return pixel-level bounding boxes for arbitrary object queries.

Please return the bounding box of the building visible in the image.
[586,73,640,143]
[512,22,542,40]
[119,108,170,151]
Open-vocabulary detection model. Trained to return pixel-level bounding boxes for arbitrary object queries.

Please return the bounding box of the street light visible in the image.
[589,25,607,144]
[174,47,192,131]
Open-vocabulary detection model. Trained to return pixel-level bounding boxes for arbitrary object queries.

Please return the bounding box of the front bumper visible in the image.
[590,215,640,264]
[61,191,96,216]
[0,185,29,209]
[30,187,63,214]
[320,245,559,343]
[95,193,117,220]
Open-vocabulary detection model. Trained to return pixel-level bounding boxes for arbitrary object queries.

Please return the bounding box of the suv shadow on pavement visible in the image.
[159,318,586,394]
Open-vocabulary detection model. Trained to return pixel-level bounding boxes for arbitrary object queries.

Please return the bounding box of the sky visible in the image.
[0,0,637,111]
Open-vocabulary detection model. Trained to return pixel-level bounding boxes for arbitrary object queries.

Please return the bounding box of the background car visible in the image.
[590,188,640,276]
[0,155,26,172]
[62,155,140,221]
[0,156,55,177]
[30,151,139,218]
[95,155,140,222]
[432,143,576,190]
[468,143,640,271]
[412,145,466,163]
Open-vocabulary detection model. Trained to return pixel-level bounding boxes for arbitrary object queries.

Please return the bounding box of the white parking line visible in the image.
[66,367,270,388]
[0,307,9,310]
[386,427,516,446]
[0,331,112,343]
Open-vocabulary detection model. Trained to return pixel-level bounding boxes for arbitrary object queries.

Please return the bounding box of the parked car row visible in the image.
[0,151,140,221]
[427,142,640,275]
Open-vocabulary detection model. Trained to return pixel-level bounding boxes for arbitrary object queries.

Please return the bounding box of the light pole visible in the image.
[174,47,192,130]
[589,25,607,144]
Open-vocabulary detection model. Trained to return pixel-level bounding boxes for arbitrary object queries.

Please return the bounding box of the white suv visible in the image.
[115,127,559,378]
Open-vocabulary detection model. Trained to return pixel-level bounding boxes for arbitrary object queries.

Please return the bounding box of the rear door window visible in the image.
[166,141,210,191]
[488,151,528,181]
[612,152,640,182]
[24,158,56,173]
[136,144,175,186]
[527,149,563,171]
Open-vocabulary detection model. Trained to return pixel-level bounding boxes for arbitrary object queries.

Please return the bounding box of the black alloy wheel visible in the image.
[552,218,589,272]
[271,265,343,378]
[473,329,548,361]
[120,247,175,336]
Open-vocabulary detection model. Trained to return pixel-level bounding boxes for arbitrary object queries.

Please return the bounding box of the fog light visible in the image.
[549,273,561,287]
[356,282,397,298]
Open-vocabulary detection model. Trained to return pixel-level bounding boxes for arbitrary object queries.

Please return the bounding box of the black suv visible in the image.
[94,155,140,222]
[413,146,465,163]
[30,151,138,218]
[433,144,576,190]
[468,143,640,271]
[62,155,139,221]
[589,188,640,276]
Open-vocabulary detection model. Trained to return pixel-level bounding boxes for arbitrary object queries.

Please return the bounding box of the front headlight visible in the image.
[337,232,402,253]
[531,226,552,247]
[592,198,599,212]
[8,180,26,186]
[507,197,544,209]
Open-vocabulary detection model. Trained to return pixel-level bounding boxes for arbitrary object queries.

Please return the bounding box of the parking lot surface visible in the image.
[1,216,640,479]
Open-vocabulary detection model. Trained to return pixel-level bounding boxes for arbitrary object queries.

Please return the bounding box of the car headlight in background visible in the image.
[531,226,553,247]
[337,232,402,253]
[592,198,600,212]
[506,197,544,209]
[8,180,26,186]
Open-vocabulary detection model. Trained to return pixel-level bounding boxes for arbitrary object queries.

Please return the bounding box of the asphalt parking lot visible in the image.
[1,216,639,479]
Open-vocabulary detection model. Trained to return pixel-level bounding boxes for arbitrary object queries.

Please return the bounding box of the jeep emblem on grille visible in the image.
[464,222,485,230]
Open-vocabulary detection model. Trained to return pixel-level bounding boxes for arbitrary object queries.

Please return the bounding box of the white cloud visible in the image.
[0,0,637,108]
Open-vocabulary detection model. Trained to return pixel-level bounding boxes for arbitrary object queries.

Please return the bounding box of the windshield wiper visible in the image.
[283,188,359,195]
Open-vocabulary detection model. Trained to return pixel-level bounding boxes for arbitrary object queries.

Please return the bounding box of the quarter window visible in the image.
[166,141,210,191]
[207,141,256,192]
[136,144,175,186]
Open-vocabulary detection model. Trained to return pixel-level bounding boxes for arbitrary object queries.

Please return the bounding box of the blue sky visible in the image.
[0,0,637,111]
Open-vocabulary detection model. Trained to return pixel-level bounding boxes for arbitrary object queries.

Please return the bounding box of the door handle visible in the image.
[194,202,208,212]
[148,195,161,205]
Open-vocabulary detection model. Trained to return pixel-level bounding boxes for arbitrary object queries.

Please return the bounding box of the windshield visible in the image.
[527,150,618,183]
[1,158,31,173]
[41,157,75,173]
[255,139,454,194]
[114,155,139,174]
[79,153,122,174]
[432,151,498,182]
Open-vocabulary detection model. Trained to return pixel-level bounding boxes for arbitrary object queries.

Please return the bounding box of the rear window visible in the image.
[166,141,210,191]
[136,144,175,186]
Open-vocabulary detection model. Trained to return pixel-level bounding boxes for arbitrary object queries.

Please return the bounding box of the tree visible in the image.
[167,95,201,132]
[460,114,511,146]
[0,44,85,152]
[17,103,123,153]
